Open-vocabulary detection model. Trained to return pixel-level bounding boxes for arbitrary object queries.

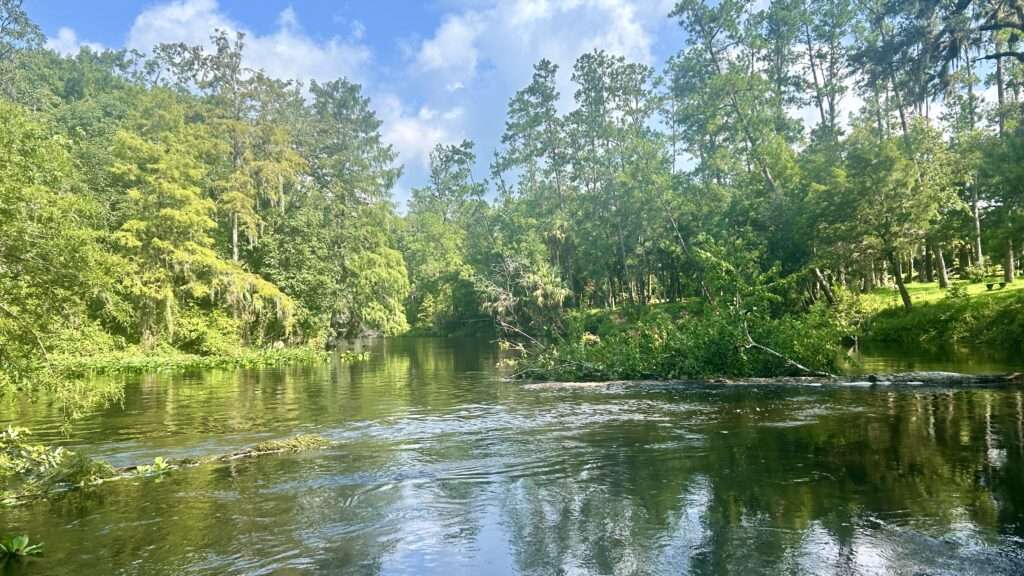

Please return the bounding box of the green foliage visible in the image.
[1,428,336,504]
[248,434,332,454]
[135,457,173,476]
[962,265,987,283]
[1,426,115,503]
[946,282,970,301]
[52,347,337,377]
[402,140,489,334]
[2,1,1024,390]
[0,100,115,392]
[517,303,852,381]
[171,309,242,356]
[0,535,43,557]
[0,26,408,393]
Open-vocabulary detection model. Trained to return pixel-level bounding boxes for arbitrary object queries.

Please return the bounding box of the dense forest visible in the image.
[2,0,1024,391]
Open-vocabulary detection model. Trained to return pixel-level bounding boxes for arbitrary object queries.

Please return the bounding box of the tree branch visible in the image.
[0,301,50,363]
[742,320,834,378]
[974,51,1024,64]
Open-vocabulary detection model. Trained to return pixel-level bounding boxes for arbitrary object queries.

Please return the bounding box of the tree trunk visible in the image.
[232,212,240,263]
[924,244,933,283]
[996,41,1006,136]
[973,189,984,270]
[959,245,971,277]
[889,252,912,310]
[935,244,949,289]
[906,252,915,284]
[814,267,837,305]
[1007,239,1016,284]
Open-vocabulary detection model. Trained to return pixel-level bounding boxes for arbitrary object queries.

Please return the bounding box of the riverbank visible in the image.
[860,281,1024,354]
[522,371,1023,392]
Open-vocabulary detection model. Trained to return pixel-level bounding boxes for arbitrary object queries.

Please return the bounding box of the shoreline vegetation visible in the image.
[51,347,357,378]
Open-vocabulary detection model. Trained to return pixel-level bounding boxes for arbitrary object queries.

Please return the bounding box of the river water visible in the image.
[2,337,1024,575]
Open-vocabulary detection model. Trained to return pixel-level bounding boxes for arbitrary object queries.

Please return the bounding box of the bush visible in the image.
[962,265,987,283]
[47,320,125,357]
[945,282,970,301]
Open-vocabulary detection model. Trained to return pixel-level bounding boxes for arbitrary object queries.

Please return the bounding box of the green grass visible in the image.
[860,280,1024,353]
[247,434,333,455]
[861,280,1024,310]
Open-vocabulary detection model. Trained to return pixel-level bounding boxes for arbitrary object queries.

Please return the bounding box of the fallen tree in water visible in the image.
[521,371,1024,391]
[2,430,333,506]
[507,303,854,382]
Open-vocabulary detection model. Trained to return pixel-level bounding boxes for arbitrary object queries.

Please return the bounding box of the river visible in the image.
[2,337,1024,575]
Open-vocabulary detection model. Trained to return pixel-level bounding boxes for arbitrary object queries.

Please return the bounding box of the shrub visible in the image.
[945,282,970,301]
[962,265,987,283]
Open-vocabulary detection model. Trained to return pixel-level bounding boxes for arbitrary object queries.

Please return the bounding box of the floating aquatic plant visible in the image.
[0,535,43,557]
[135,456,173,476]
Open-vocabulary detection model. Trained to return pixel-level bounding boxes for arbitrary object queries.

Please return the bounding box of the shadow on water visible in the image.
[841,341,1024,376]
[3,337,1024,575]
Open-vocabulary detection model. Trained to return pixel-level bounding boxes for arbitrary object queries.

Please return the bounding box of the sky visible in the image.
[25,0,684,207]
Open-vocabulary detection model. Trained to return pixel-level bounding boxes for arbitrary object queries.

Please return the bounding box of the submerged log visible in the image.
[2,434,336,505]
[522,372,1023,391]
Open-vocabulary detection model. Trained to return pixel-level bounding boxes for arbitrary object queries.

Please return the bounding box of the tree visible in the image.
[840,121,956,309]
[0,101,111,388]
[109,90,295,344]
[0,0,42,99]
[403,141,487,333]
[257,78,408,340]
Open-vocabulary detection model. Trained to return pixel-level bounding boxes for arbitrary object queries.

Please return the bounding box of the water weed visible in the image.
[0,535,43,557]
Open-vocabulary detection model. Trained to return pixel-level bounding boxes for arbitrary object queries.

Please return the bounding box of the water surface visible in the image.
[2,338,1024,575]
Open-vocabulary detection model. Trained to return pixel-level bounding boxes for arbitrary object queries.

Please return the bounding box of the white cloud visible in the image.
[127,0,229,49]
[414,12,485,77]
[379,96,465,170]
[45,27,104,56]
[127,0,370,86]
[277,6,299,29]
[414,0,661,80]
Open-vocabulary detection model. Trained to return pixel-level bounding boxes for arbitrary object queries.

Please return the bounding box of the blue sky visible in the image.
[25,0,684,207]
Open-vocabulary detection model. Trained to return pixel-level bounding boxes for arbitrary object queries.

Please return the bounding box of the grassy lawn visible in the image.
[861,280,1024,311]
[860,278,1024,353]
